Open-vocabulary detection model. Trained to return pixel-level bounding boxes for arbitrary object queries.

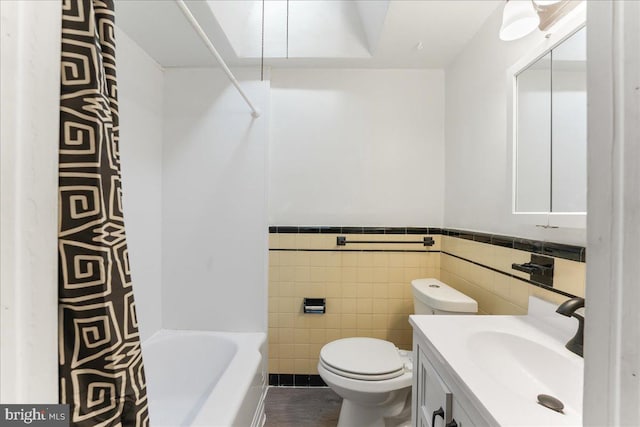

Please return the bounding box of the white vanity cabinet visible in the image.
[413,333,483,427]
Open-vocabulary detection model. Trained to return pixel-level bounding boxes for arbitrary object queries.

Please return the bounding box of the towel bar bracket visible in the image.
[512,254,555,287]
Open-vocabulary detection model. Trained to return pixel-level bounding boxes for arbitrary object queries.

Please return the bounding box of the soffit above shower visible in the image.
[114,0,502,69]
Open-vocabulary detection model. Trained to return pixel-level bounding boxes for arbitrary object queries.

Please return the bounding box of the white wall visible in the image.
[162,68,269,332]
[584,2,640,424]
[269,68,445,226]
[116,27,164,342]
[0,0,60,403]
[444,6,586,245]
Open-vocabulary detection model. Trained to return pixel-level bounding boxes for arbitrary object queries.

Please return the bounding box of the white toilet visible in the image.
[318,278,477,427]
[410,277,478,315]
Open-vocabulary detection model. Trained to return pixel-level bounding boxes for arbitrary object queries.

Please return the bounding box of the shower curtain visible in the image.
[58,0,149,425]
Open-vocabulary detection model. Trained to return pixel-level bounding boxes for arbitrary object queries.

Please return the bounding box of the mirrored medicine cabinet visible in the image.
[509,18,586,228]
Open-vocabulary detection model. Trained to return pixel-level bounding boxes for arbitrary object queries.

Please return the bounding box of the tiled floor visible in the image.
[264,387,342,427]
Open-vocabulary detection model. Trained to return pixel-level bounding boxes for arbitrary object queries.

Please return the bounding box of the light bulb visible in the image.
[499,0,541,41]
[533,0,562,6]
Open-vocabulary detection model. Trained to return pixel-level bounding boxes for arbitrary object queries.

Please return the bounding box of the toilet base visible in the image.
[336,387,411,427]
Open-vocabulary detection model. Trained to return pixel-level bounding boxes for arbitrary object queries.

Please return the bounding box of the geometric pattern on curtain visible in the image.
[58,1,149,425]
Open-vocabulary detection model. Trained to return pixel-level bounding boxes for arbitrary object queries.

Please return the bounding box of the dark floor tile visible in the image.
[264,387,341,427]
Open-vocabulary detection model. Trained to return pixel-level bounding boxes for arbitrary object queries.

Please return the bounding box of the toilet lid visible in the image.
[320,338,404,380]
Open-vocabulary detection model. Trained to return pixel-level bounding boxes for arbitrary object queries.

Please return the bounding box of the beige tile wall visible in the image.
[268,232,586,375]
[440,236,586,314]
[268,233,440,375]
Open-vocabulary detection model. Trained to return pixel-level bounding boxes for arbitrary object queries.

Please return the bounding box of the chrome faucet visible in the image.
[556,297,585,357]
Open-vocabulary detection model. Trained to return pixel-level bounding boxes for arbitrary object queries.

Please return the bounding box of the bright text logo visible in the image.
[0,405,68,427]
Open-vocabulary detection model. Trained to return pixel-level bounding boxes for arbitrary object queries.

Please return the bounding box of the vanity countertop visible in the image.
[410,297,583,427]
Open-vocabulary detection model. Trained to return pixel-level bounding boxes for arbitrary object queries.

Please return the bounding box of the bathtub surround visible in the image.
[58,1,148,424]
[162,68,269,333]
[96,30,272,426]
[113,38,270,336]
[268,226,585,377]
[117,27,164,343]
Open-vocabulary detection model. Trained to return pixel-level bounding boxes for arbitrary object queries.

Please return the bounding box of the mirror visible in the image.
[515,52,551,212]
[513,26,586,215]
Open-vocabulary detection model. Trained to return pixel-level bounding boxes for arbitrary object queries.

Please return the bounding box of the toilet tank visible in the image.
[411,278,478,315]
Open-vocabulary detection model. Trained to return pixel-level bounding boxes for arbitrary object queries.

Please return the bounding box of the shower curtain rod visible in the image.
[174,0,261,118]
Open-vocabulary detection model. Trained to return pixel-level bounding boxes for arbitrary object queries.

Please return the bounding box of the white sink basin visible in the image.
[468,330,583,415]
[410,297,584,426]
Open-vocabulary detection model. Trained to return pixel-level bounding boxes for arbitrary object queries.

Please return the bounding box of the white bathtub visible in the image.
[142,330,267,427]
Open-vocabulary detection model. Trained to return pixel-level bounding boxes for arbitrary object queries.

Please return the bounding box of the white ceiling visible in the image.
[115,0,503,69]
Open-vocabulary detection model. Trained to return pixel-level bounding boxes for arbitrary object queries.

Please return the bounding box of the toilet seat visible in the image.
[319,337,405,381]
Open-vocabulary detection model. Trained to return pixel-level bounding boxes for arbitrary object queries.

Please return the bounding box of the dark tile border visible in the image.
[542,242,585,261]
[268,373,327,387]
[441,230,583,262]
[298,226,321,234]
[268,373,279,386]
[406,227,431,235]
[320,226,342,234]
[278,374,294,386]
[490,235,514,248]
[271,248,440,253]
[269,226,585,263]
[269,226,444,235]
[514,238,544,254]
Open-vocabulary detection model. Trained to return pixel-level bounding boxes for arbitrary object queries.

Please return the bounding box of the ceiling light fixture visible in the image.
[499,0,541,41]
[532,0,562,5]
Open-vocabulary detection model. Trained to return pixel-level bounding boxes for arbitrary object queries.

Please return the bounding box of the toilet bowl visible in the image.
[318,337,413,427]
[318,278,477,427]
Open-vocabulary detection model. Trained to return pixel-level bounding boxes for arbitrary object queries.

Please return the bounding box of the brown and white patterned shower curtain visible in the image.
[58,1,149,425]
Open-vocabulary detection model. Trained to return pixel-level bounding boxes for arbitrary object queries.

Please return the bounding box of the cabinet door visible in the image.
[448,398,476,427]
[416,348,451,427]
